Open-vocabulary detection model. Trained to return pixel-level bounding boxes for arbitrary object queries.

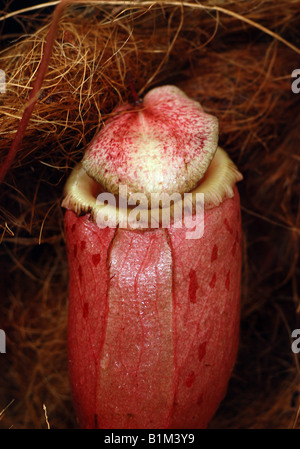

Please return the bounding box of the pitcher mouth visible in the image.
[61,146,243,229]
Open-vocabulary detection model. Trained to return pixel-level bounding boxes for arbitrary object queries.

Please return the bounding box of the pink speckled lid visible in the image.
[82,85,219,197]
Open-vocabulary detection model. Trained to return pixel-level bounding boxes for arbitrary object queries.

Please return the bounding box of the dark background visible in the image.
[1,0,55,42]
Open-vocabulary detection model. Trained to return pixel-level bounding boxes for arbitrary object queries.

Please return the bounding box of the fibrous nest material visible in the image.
[0,0,299,429]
